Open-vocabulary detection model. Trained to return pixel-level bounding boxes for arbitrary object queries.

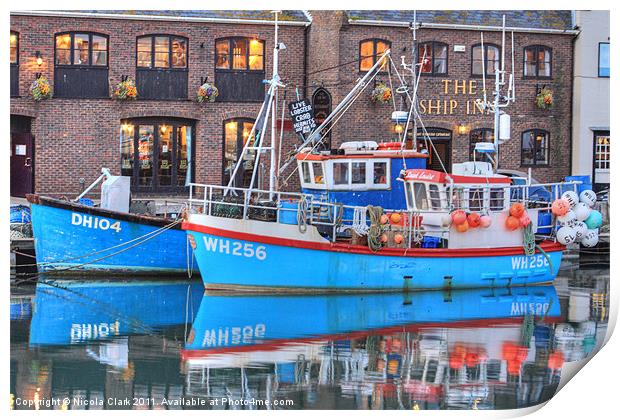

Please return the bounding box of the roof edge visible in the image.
[348,19,579,35]
[11,10,311,26]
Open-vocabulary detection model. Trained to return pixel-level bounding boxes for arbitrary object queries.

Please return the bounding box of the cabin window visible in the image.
[490,188,505,211]
[373,162,387,184]
[468,188,484,212]
[54,32,109,98]
[418,42,448,75]
[428,184,442,209]
[471,44,500,76]
[524,45,552,78]
[334,162,349,185]
[405,183,415,208]
[302,162,312,184]
[359,39,390,72]
[352,162,366,184]
[312,162,325,184]
[413,183,429,210]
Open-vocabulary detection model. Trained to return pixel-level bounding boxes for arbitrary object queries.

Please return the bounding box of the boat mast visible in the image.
[269,11,280,199]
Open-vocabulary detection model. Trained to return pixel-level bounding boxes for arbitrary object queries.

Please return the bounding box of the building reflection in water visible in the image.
[10,269,609,410]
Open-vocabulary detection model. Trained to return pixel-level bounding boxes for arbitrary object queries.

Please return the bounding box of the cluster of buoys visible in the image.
[505,202,531,231]
[446,209,492,233]
[502,342,529,376]
[552,190,602,247]
[380,212,413,245]
[449,345,487,370]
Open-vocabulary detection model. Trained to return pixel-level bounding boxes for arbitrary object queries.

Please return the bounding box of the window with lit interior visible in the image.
[215,37,265,102]
[359,39,390,72]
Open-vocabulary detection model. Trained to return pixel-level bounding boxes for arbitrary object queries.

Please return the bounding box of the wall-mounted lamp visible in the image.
[35,51,43,67]
[394,123,404,134]
[457,123,468,135]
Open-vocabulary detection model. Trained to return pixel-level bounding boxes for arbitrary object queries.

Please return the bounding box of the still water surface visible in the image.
[10,266,609,410]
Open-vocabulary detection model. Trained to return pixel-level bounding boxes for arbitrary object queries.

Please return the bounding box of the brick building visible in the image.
[10,10,578,198]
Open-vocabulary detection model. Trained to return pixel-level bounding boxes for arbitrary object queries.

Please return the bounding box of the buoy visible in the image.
[451,210,467,225]
[394,233,404,244]
[574,202,592,221]
[548,351,565,370]
[573,221,588,240]
[380,214,389,225]
[505,216,520,231]
[584,210,603,229]
[557,209,576,226]
[579,189,597,207]
[581,229,599,247]
[390,213,402,224]
[556,225,577,245]
[480,215,492,228]
[441,214,453,227]
[551,199,570,216]
[509,202,525,218]
[380,233,388,243]
[456,221,469,232]
[519,213,531,227]
[561,191,579,208]
[467,213,481,228]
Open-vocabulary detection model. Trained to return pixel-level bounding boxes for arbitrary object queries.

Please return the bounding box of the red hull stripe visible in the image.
[295,152,428,161]
[182,221,565,257]
[180,316,563,359]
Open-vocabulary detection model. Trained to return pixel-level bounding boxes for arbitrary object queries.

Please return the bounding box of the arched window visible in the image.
[521,129,550,166]
[418,42,448,75]
[312,87,332,149]
[469,128,495,162]
[471,43,500,76]
[54,32,109,98]
[359,39,391,72]
[215,37,265,102]
[10,31,19,97]
[223,118,256,187]
[524,45,552,78]
[136,35,189,100]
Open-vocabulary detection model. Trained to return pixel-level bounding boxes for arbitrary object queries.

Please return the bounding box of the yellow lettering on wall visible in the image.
[469,80,477,95]
[454,80,466,95]
[442,79,450,95]
[427,100,441,115]
[419,99,427,114]
[450,100,458,114]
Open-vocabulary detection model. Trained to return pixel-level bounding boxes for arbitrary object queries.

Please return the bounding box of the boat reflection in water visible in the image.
[10,270,609,410]
[182,286,569,409]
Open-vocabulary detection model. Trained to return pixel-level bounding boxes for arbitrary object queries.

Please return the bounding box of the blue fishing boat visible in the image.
[182,286,561,356]
[29,278,203,346]
[28,194,195,275]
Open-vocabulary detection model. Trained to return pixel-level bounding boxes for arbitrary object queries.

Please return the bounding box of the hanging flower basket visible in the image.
[535,87,554,110]
[113,77,138,100]
[371,82,392,104]
[196,82,219,103]
[29,76,52,101]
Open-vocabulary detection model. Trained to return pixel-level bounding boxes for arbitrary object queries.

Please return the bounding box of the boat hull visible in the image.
[29,196,195,275]
[184,221,563,291]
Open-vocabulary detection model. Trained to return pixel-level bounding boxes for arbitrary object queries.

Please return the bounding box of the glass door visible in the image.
[138,125,155,187]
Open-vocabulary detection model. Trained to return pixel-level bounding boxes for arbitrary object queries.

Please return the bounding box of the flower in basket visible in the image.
[371,82,392,104]
[113,78,138,100]
[535,87,554,110]
[29,76,53,101]
[196,82,219,103]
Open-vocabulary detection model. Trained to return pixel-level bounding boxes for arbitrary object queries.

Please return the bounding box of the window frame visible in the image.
[520,129,551,167]
[10,30,19,65]
[470,43,500,77]
[523,45,552,79]
[136,34,189,70]
[214,37,265,72]
[222,117,257,186]
[54,31,109,68]
[598,42,610,78]
[358,38,391,73]
[417,41,449,77]
[469,128,495,161]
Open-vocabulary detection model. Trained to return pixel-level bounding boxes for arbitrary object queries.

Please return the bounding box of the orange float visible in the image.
[509,202,525,218]
[380,233,388,243]
[551,199,570,216]
[467,212,481,228]
[505,215,520,231]
[519,213,531,227]
[380,214,389,225]
[394,233,404,244]
[451,210,467,225]
[455,221,469,232]
[389,212,402,224]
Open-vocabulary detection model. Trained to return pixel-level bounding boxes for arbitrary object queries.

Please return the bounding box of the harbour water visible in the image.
[10,265,609,410]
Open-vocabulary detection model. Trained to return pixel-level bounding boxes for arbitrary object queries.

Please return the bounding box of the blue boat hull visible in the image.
[185,286,561,353]
[30,197,196,275]
[185,224,563,291]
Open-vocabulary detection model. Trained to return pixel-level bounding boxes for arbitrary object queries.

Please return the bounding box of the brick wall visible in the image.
[10,14,306,195]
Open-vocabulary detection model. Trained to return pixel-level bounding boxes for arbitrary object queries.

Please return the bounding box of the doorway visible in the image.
[10,115,34,198]
[415,127,452,172]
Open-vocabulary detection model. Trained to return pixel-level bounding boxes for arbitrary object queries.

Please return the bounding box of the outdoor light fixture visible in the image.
[457,123,468,135]
[35,51,43,67]
[394,124,404,134]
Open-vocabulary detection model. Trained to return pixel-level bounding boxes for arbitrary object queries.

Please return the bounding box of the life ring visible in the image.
[377,142,402,150]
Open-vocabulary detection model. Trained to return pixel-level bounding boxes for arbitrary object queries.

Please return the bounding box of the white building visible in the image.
[572,10,610,191]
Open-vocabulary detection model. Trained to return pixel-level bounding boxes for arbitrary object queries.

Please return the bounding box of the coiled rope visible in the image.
[367,205,385,252]
[297,197,309,233]
[523,221,553,274]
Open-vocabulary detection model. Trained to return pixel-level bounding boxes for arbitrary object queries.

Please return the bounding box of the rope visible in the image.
[297,197,309,233]
[352,207,370,235]
[523,221,553,274]
[367,205,385,252]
